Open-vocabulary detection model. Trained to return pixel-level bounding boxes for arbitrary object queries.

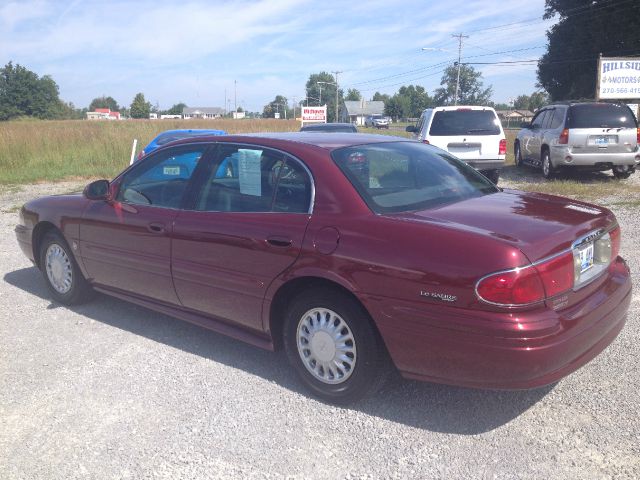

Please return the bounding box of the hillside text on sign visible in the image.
[598,57,640,100]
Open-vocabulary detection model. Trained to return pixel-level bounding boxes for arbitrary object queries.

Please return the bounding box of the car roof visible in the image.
[170,132,414,151]
[430,105,497,111]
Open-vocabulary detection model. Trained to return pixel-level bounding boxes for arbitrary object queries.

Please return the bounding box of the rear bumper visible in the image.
[365,257,631,390]
[465,159,505,171]
[551,146,639,166]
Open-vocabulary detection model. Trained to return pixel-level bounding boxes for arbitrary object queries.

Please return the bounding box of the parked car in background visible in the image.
[137,129,226,161]
[514,102,640,179]
[16,133,630,404]
[364,115,389,129]
[406,106,506,184]
[300,122,357,133]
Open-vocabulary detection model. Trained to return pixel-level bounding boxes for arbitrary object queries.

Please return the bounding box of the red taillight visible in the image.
[477,252,574,306]
[636,128,640,144]
[477,267,545,306]
[610,226,621,260]
[559,128,569,144]
[534,252,574,298]
[499,138,506,155]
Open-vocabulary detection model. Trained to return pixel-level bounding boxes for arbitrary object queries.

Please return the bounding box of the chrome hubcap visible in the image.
[296,308,357,384]
[45,244,73,294]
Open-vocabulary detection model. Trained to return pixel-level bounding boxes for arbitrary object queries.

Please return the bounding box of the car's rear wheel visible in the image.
[514,141,524,167]
[283,288,388,404]
[542,150,555,179]
[612,165,633,179]
[40,230,94,305]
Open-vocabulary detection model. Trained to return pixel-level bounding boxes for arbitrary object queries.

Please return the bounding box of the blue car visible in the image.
[136,129,226,161]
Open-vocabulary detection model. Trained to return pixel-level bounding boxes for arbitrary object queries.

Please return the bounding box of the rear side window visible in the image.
[428,110,501,136]
[332,142,498,213]
[567,104,637,128]
[548,108,565,129]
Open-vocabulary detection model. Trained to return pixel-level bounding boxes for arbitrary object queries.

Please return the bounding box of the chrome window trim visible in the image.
[475,225,618,307]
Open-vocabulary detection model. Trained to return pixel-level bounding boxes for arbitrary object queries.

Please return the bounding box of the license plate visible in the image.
[578,243,594,273]
[594,136,610,145]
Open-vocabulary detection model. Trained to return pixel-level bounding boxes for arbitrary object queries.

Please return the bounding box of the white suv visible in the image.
[364,115,390,129]
[406,106,506,183]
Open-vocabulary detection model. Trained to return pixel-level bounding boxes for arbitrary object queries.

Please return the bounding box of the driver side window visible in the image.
[117,145,207,208]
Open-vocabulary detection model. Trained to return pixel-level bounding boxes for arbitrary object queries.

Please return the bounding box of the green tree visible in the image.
[89,96,120,112]
[384,95,410,119]
[433,65,493,106]
[397,85,433,117]
[262,95,290,118]
[305,72,343,122]
[344,88,361,101]
[372,92,390,103]
[0,62,66,120]
[538,0,640,100]
[513,92,549,111]
[129,93,151,119]
[164,102,187,115]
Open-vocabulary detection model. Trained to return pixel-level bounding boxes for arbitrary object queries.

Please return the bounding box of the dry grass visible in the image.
[0,119,299,184]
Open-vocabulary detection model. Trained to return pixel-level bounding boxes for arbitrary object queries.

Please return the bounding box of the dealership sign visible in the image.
[301,105,327,123]
[598,57,640,99]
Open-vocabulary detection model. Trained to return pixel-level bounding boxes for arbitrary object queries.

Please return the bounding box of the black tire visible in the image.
[283,288,389,404]
[514,141,524,167]
[481,169,500,184]
[612,165,632,179]
[541,150,555,179]
[39,230,94,305]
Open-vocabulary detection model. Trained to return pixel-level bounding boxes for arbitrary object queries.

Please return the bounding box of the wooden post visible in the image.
[595,53,602,101]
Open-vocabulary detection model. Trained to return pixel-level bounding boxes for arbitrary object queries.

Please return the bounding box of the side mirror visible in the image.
[83,179,111,201]
[405,125,417,133]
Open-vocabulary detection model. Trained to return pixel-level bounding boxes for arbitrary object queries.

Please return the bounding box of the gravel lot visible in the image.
[1,176,639,479]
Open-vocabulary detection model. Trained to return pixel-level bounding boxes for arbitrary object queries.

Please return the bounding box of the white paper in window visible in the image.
[237,149,262,196]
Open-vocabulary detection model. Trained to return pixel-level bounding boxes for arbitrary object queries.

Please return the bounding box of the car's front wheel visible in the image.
[481,169,500,184]
[283,288,388,404]
[39,230,94,305]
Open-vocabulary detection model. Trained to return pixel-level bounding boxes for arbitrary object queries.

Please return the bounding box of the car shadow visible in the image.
[500,164,619,184]
[4,266,554,435]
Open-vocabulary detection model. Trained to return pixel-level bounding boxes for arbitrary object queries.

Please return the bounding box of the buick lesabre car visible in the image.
[15,133,631,403]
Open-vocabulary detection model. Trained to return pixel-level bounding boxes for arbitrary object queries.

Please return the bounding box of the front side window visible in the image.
[117,145,207,208]
[332,142,498,214]
[195,145,311,213]
[531,110,548,128]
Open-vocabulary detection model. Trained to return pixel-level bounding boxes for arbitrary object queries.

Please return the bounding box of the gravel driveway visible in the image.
[1,180,638,479]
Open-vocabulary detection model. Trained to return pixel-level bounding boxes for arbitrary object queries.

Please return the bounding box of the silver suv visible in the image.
[515,102,639,179]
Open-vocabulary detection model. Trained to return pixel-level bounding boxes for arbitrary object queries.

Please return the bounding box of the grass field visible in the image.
[1,120,637,203]
[0,119,300,184]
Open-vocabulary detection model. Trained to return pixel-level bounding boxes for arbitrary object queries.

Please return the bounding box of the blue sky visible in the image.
[0,0,556,112]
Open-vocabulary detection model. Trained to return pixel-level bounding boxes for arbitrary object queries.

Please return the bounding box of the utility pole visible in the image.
[318,83,323,105]
[234,80,237,112]
[224,88,227,115]
[332,70,342,122]
[452,33,468,106]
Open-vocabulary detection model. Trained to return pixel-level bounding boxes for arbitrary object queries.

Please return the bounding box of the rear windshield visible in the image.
[301,125,357,133]
[567,104,637,129]
[429,110,501,136]
[331,142,498,214]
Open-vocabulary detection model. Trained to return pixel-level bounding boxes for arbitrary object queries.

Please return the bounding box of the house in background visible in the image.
[495,110,535,128]
[340,100,385,126]
[182,107,224,119]
[86,108,121,120]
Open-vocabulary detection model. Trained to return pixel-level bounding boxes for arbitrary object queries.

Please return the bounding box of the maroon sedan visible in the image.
[15,133,631,403]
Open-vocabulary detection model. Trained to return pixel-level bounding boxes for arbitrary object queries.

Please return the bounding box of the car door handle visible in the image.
[267,236,292,248]
[147,222,166,234]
